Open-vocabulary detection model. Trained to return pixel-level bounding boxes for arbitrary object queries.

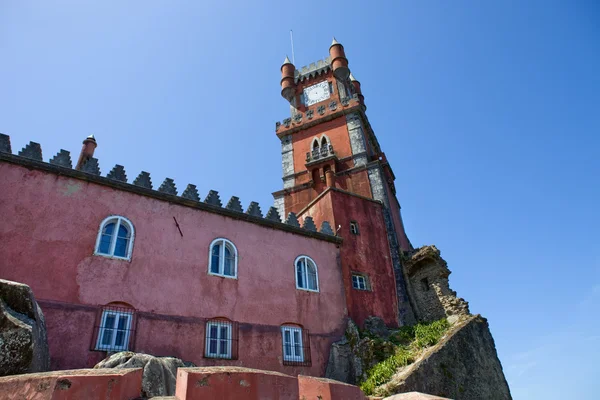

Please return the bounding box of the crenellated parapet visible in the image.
[0,133,339,241]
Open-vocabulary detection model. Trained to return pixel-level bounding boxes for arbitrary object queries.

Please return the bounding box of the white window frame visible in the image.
[281,326,304,362]
[205,321,232,359]
[94,215,135,261]
[208,238,238,279]
[95,309,133,351]
[294,255,319,292]
[352,274,369,290]
[350,221,359,235]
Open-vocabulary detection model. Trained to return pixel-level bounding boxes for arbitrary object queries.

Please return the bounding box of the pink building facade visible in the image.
[0,147,347,375]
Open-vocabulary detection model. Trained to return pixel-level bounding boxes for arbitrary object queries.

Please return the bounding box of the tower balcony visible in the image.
[306,144,335,164]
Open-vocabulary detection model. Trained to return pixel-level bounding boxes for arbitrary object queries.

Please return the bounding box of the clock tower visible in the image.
[273,39,417,326]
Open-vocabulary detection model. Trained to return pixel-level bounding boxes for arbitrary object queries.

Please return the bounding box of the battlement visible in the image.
[0,133,339,242]
[294,56,332,83]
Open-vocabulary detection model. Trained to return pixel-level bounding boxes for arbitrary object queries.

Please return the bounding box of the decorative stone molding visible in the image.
[181,184,200,201]
[49,150,72,169]
[18,142,42,161]
[302,216,317,232]
[317,105,326,115]
[226,196,243,212]
[266,207,282,223]
[107,165,127,182]
[133,171,153,189]
[81,157,100,175]
[158,178,177,195]
[328,100,338,111]
[319,221,334,235]
[204,190,223,207]
[306,109,314,120]
[285,212,301,227]
[0,133,12,153]
[246,201,263,218]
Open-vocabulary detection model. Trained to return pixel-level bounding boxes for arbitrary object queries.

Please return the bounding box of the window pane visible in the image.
[98,234,112,254]
[115,329,125,347]
[219,339,228,356]
[296,261,305,288]
[209,325,218,338]
[224,246,233,276]
[307,264,317,290]
[352,276,358,288]
[211,244,221,273]
[117,224,129,238]
[114,237,128,257]
[101,314,116,346]
[103,222,115,235]
[293,330,301,357]
[209,338,217,354]
[284,330,291,356]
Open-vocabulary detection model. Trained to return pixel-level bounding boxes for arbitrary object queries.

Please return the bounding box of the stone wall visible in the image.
[403,246,469,323]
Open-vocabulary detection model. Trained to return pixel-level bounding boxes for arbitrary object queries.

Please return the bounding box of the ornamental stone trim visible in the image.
[302,216,317,232]
[49,150,72,169]
[226,196,243,213]
[81,157,100,175]
[133,171,153,189]
[283,118,292,128]
[328,100,338,111]
[306,109,314,119]
[285,212,301,227]
[319,221,334,235]
[18,142,42,161]
[158,178,177,195]
[0,133,13,153]
[266,207,282,223]
[107,165,127,182]
[204,190,222,207]
[317,105,326,115]
[293,113,302,123]
[246,201,263,218]
[182,184,200,201]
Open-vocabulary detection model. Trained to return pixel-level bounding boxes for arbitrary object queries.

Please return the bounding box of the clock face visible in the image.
[303,81,330,106]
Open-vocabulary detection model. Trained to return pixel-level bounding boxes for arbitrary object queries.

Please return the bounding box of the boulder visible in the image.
[0,279,50,376]
[94,351,195,398]
[364,316,390,339]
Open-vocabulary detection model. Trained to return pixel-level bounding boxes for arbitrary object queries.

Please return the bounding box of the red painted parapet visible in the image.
[298,375,367,400]
[175,366,299,400]
[0,368,142,400]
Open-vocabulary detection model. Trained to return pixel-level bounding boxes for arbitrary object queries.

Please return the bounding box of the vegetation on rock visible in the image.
[359,318,450,396]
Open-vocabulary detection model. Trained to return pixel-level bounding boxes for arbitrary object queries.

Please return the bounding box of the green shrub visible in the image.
[359,318,450,395]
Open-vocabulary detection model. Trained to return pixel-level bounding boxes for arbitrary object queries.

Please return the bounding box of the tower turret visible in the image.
[280,56,296,102]
[329,38,350,80]
[75,134,97,170]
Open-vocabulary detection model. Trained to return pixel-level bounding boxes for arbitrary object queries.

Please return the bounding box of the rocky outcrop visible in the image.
[380,315,511,400]
[94,351,195,398]
[0,279,50,376]
[326,317,395,385]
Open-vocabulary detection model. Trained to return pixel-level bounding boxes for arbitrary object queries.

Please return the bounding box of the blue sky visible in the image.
[2,2,599,398]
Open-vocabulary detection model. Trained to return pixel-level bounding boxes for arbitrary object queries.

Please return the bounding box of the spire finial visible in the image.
[349,72,357,82]
[283,55,292,65]
[331,37,340,47]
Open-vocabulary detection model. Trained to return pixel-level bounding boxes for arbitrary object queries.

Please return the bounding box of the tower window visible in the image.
[95,216,135,260]
[421,278,430,291]
[209,238,238,278]
[352,274,369,291]
[295,255,319,292]
[350,221,359,235]
[328,82,334,97]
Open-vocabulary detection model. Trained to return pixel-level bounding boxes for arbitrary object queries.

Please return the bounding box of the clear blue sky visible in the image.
[2,2,599,398]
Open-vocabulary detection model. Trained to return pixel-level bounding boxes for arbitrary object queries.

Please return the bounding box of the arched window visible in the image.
[95,216,134,260]
[321,136,328,147]
[312,138,320,150]
[209,238,238,278]
[295,255,319,292]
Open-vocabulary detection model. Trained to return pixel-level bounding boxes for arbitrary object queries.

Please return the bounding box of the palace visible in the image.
[0,39,461,377]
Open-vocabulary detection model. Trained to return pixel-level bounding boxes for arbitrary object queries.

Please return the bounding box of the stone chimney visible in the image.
[75,135,97,170]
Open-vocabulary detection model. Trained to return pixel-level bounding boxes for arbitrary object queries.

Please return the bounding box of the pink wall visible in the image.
[0,162,347,375]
